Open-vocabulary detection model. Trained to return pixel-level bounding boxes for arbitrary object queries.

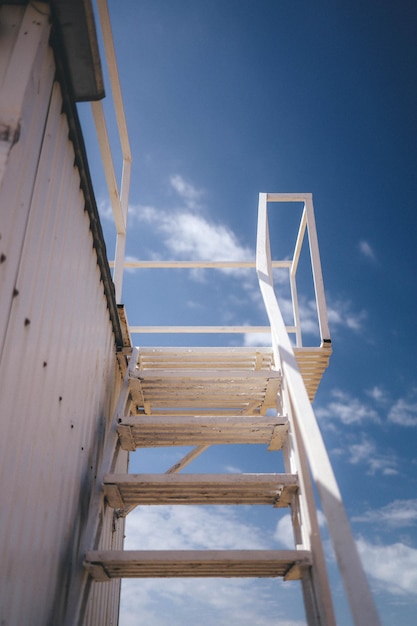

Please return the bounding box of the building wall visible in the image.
[0,5,127,625]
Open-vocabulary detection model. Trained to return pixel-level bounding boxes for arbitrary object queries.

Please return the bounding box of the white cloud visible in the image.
[347,437,398,475]
[366,385,389,404]
[170,174,204,210]
[120,506,307,625]
[274,512,327,550]
[124,505,268,550]
[327,299,367,332]
[165,213,251,261]
[298,299,320,336]
[97,198,113,220]
[353,500,417,528]
[135,204,253,263]
[224,464,244,474]
[242,295,319,347]
[359,240,376,261]
[388,394,417,426]
[316,389,380,426]
[357,538,417,595]
[244,292,367,346]
[120,577,306,626]
[274,514,295,548]
[244,332,273,347]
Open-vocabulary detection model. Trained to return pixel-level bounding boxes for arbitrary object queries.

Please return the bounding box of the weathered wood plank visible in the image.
[84,549,312,580]
[103,473,298,508]
[132,346,331,404]
[132,369,281,380]
[117,415,288,449]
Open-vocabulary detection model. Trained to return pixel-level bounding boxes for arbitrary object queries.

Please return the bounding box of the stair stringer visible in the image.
[63,347,138,626]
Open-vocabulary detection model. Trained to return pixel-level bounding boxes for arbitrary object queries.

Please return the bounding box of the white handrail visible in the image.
[92,0,132,304]
[256,192,380,626]
[110,260,292,269]
[266,193,331,345]
[129,325,296,334]
[123,195,330,344]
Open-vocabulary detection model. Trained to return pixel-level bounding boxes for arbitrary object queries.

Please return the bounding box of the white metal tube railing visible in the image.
[304,195,331,342]
[121,195,328,343]
[266,193,331,346]
[290,207,307,347]
[256,192,380,626]
[110,260,292,269]
[92,0,132,304]
[91,101,125,234]
[129,325,296,334]
[120,258,297,338]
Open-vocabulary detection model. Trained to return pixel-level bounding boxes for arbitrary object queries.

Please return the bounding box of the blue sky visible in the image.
[80,1,417,624]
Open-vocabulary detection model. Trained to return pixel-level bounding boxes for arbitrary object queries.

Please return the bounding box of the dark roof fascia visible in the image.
[7,0,104,101]
[50,13,123,350]
[50,0,104,101]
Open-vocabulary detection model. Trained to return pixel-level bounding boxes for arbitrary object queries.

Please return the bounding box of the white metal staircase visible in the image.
[75,6,380,622]
[78,193,380,625]
[84,344,321,599]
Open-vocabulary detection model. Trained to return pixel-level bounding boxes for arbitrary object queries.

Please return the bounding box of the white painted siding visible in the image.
[0,6,126,625]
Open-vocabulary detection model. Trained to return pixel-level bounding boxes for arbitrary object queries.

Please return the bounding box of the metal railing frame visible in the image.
[256,192,380,626]
[77,4,381,622]
[91,0,132,304]
[124,196,328,345]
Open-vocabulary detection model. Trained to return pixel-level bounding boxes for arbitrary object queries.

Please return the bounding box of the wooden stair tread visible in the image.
[130,348,280,415]
[129,347,331,414]
[293,346,332,401]
[103,473,298,508]
[84,549,312,581]
[136,347,275,370]
[130,370,281,417]
[117,415,288,451]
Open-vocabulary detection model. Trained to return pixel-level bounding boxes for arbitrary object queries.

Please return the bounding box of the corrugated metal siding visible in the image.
[0,7,126,625]
[85,450,128,626]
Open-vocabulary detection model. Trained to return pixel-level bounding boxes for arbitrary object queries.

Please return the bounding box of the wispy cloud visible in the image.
[388,393,417,427]
[316,389,380,426]
[136,204,253,263]
[362,387,417,428]
[120,506,306,625]
[244,332,272,347]
[273,513,295,548]
[346,436,398,475]
[353,500,417,528]
[97,198,114,221]
[244,293,367,345]
[327,298,367,332]
[120,576,306,626]
[366,385,389,404]
[224,464,244,474]
[125,505,268,550]
[359,240,377,262]
[274,512,327,550]
[357,538,417,595]
[169,174,204,210]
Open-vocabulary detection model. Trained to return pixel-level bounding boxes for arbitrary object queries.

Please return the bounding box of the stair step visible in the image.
[130,348,281,416]
[293,346,332,401]
[129,367,281,416]
[103,473,298,508]
[136,347,275,371]
[131,346,331,407]
[117,415,288,451]
[84,549,312,581]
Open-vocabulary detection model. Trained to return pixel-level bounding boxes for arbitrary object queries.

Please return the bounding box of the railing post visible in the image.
[256,192,380,626]
[90,0,132,304]
[304,196,331,343]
